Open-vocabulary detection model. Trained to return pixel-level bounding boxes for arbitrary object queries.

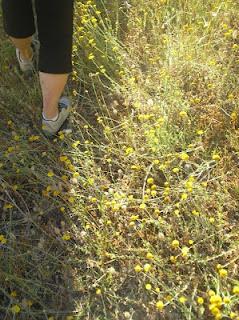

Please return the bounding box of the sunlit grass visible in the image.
[0,0,239,319]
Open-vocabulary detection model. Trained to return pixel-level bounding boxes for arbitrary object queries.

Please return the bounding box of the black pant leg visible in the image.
[1,0,35,38]
[35,0,74,74]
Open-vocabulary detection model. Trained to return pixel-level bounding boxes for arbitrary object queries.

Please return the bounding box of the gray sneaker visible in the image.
[42,96,72,137]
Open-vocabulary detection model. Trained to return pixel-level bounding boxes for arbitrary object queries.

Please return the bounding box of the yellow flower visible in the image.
[29,135,40,142]
[185,180,193,189]
[210,306,221,316]
[163,186,170,196]
[223,296,231,304]
[10,291,17,297]
[61,175,68,181]
[172,167,180,173]
[181,193,188,200]
[59,133,65,140]
[13,135,20,141]
[134,265,142,272]
[179,152,189,161]
[155,300,164,311]
[179,111,188,117]
[212,154,220,161]
[11,305,21,313]
[218,268,227,278]
[0,235,7,244]
[3,203,13,210]
[7,146,15,153]
[59,155,68,162]
[166,295,173,302]
[179,296,187,303]
[230,111,237,123]
[88,38,95,45]
[215,313,222,319]
[197,297,204,304]
[72,140,80,148]
[139,203,147,210]
[131,164,141,170]
[125,147,134,155]
[88,53,95,60]
[46,186,52,192]
[53,190,60,197]
[145,283,152,290]
[96,288,101,295]
[232,285,239,294]
[130,215,139,221]
[62,234,71,241]
[143,263,152,272]
[208,289,215,297]
[210,295,222,306]
[170,256,177,264]
[68,196,75,204]
[151,190,157,197]
[87,178,94,185]
[47,171,54,177]
[151,184,157,190]
[146,252,154,260]
[196,130,204,135]
[192,210,200,216]
[171,240,180,248]
[147,177,154,185]
[73,172,80,178]
[230,312,237,319]
[12,185,18,191]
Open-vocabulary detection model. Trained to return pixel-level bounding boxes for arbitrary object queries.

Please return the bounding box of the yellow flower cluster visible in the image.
[59,154,79,175]
[0,234,7,244]
[209,294,223,318]
[62,234,71,241]
[3,203,13,210]
[28,135,40,142]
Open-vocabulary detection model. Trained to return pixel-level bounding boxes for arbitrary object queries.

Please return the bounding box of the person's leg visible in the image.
[1,0,35,61]
[35,0,74,120]
[1,0,74,133]
[39,73,68,119]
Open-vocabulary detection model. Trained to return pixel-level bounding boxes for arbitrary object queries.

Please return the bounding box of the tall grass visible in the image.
[0,0,239,319]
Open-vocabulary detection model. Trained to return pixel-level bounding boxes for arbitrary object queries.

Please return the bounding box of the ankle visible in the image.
[20,47,33,61]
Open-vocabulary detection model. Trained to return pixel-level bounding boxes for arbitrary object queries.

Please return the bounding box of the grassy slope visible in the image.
[0,0,239,319]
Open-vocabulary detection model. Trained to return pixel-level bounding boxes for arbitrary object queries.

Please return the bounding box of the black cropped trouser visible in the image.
[1,0,74,74]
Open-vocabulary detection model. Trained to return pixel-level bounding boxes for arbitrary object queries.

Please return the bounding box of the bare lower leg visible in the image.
[10,36,33,60]
[39,72,69,119]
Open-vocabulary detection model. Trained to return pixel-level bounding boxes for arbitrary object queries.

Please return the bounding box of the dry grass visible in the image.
[0,0,239,319]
